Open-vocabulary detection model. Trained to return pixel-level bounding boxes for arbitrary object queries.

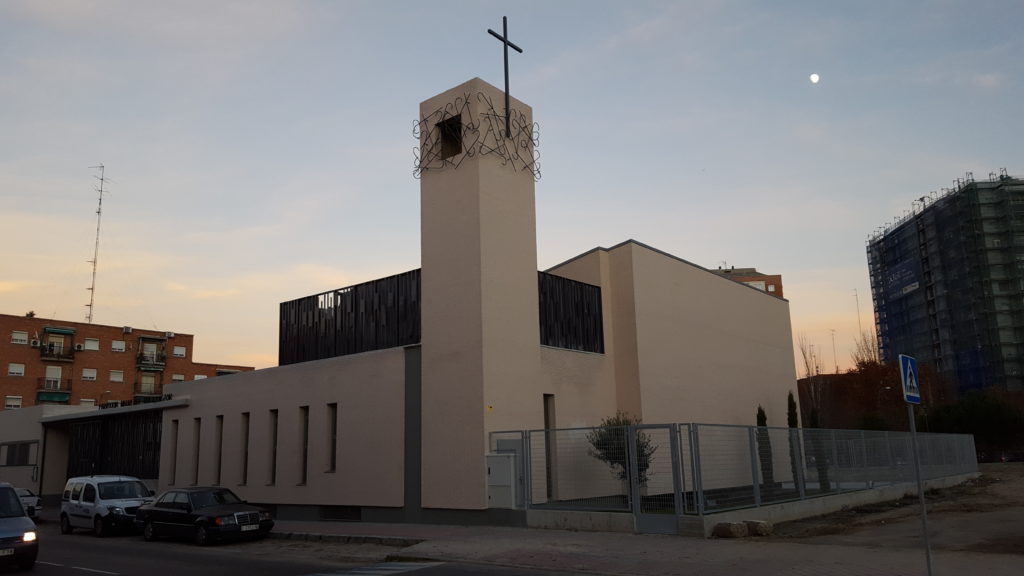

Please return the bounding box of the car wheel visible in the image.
[93,516,107,538]
[60,514,73,535]
[17,559,34,571]
[194,524,209,546]
[143,520,158,542]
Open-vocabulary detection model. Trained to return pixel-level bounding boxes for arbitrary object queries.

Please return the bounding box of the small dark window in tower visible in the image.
[438,114,462,160]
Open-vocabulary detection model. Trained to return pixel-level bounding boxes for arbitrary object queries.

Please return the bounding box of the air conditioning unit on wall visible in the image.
[74,343,84,351]
[123,326,133,334]
[30,339,40,347]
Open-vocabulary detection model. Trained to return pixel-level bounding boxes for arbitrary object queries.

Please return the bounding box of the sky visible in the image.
[2,1,1021,371]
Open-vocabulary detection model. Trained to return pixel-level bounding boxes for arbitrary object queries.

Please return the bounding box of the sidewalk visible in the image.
[272,518,1022,576]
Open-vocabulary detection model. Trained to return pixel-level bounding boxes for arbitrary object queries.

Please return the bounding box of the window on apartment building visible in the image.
[194,375,207,380]
[11,331,28,345]
[110,370,124,383]
[82,368,97,381]
[768,285,777,293]
[173,346,186,358]
[79,399,95,407]
[44,366,63,389]
[171,374,185,382]
[7,363,25,377]
[112,340,126,352]
[4,396,22,410]
[84,338,100,351]
[140,373,157,394]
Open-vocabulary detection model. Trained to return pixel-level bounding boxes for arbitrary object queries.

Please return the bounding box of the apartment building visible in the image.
[1,313,253,410]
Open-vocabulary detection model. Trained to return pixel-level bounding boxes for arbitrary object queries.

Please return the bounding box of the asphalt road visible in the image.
[24,521,582,576]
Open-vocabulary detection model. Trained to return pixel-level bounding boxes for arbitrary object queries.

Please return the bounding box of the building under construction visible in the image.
[867,170,1024,393]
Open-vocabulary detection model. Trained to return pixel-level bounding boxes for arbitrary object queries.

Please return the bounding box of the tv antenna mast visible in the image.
[85,164,108,323]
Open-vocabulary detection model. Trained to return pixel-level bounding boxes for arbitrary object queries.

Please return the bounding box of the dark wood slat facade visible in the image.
[537,271,605,353]
[279,269,604,365]
[66,410,162,478]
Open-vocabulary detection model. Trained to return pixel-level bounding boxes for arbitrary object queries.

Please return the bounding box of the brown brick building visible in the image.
[709,266,784,298]
[1,313,253,410]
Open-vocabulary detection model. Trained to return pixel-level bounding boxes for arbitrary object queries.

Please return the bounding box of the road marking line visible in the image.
[72,567,120,575]
[37,561,65,567]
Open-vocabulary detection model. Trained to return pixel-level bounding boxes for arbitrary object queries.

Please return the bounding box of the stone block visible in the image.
[712,522,749,538]
[743,520,773,536]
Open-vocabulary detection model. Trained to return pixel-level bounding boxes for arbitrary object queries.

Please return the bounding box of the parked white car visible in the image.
[60,475,154,537]
[14,488,40,519]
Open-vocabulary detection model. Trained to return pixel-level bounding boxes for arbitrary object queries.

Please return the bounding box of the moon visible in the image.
[809,73,820,84]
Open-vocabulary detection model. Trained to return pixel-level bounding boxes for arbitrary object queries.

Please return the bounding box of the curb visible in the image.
[269,531,424,547]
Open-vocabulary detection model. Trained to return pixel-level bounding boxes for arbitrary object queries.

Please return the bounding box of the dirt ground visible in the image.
[771,462,1024,554]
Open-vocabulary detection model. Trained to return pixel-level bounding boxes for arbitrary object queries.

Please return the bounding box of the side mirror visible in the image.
[149,490,156,496]
[26,506,35,517]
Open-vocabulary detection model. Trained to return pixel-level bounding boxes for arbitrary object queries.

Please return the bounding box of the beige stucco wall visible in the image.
[419,78,543,510]
[161,349,406,507]
[548,241,798,428]
[0,404,93,494]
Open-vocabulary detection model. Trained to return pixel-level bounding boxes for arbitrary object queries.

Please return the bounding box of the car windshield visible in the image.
[189,489,242,509]
[98,480,150,500]
[0,489,25,518]
[15,488,34,497]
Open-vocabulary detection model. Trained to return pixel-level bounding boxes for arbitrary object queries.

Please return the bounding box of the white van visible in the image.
[60,475,154,537]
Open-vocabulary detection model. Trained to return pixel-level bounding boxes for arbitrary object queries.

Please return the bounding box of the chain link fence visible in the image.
[490,424,977,516]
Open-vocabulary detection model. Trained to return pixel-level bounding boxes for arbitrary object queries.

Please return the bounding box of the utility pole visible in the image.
[85,164,108,323]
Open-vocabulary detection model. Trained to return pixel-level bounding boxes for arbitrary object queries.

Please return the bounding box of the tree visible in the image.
[787,391,800,489]
[787,391,799,428]
[851,330,882,370]
[587,412,657,485]
[756,406,775,492]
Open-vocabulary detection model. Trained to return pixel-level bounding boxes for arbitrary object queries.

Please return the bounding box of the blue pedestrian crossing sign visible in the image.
[899,354,921,404]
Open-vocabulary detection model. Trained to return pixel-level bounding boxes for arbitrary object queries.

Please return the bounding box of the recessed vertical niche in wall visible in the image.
[438,114,462,160]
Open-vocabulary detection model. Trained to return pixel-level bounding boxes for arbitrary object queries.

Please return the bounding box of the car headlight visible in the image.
[23,531,37,543]
[259,511,272,521]
[110,507,125,515]
[214,515,237,526]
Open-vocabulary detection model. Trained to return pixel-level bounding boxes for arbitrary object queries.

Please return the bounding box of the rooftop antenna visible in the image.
[85,164,108,323]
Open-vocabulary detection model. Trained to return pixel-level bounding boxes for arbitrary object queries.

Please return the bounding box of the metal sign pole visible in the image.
[907,404,933,575]
[901,352,933,576]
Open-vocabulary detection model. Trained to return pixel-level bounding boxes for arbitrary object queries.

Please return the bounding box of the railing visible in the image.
[37,378,73,392]
[135,381,160,396]
[491,423,977,517]
[137,352,167,366]
[40,343,75,361]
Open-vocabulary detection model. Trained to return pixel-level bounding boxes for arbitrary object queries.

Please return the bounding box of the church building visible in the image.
[157,78,798,523]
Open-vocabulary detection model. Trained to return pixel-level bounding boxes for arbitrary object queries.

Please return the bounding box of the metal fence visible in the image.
[489,424,977,517]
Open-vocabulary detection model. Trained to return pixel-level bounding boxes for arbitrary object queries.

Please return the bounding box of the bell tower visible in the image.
[416,77,541,509]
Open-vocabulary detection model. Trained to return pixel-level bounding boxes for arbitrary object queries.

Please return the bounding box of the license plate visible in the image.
[240,524,258,532]
[0,549,13,557]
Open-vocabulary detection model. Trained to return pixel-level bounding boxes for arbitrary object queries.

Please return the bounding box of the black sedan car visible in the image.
[135,487,273,545]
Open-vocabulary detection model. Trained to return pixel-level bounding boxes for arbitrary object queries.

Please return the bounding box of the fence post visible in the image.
[792,428,806,500]
[749,427,761,507]
[831,429,841,494]
[670,424,684,517]
[626,426,640,515]
[691,425,704,515]
[523,430,533,509]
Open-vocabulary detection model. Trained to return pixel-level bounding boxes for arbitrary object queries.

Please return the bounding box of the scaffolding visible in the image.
[867,171,1024,392]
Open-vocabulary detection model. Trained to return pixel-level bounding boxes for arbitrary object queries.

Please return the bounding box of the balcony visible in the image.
[136,351,167,370]
[36,378,72,403]
[134,381,162,399]
[39,343,75,362]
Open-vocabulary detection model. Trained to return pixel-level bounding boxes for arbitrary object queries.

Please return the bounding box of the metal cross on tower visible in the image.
[487,16,523,138]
